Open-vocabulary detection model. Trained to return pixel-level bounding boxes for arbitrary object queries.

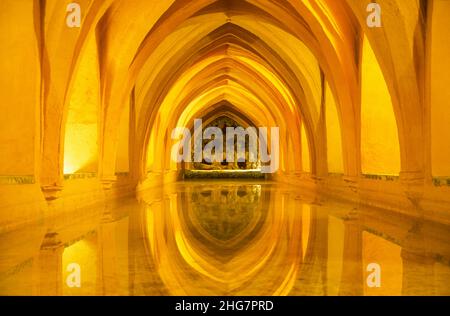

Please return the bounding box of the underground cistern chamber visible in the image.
[1,0,450,302]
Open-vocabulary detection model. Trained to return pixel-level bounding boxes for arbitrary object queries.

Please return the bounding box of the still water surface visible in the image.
[1,180,449,295]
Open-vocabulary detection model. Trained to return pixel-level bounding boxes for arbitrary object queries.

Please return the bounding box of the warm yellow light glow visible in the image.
[431,0,450,176]
[1,0,450,298]
[63,125,98,174]
[63,162,78,175]
[325,82,344,173]
[0,0,38,175]
[63,34,99,174]
[361,36,400,175]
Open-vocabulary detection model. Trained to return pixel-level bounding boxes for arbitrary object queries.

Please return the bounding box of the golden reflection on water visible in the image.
[1,180,450,296]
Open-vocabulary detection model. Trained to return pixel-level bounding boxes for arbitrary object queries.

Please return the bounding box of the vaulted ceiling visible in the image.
[30,0,428,186]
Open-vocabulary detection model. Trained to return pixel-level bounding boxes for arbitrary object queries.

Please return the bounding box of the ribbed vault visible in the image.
[2,0,450,296]
[24,0,433,196]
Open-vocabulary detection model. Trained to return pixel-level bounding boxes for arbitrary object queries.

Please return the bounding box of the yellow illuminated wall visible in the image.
[63,34,99,174]
[430,0,450,177]
[361,36,400,175]
[325,82,344,174]
[301,124,311,173]
[0,0,39,176]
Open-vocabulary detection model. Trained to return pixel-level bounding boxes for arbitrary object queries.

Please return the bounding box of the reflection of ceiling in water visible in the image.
[3,182,450,296]
[187,184,263,243]
[142,182,307,295]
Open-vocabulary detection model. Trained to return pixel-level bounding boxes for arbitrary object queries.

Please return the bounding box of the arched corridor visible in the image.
[1,0,450,296]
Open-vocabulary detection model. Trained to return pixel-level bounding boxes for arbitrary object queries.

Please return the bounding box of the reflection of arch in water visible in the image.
[290,204,329,295]
[128,201,169,296]
[140,183,309,295]
[180,183,268,258]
